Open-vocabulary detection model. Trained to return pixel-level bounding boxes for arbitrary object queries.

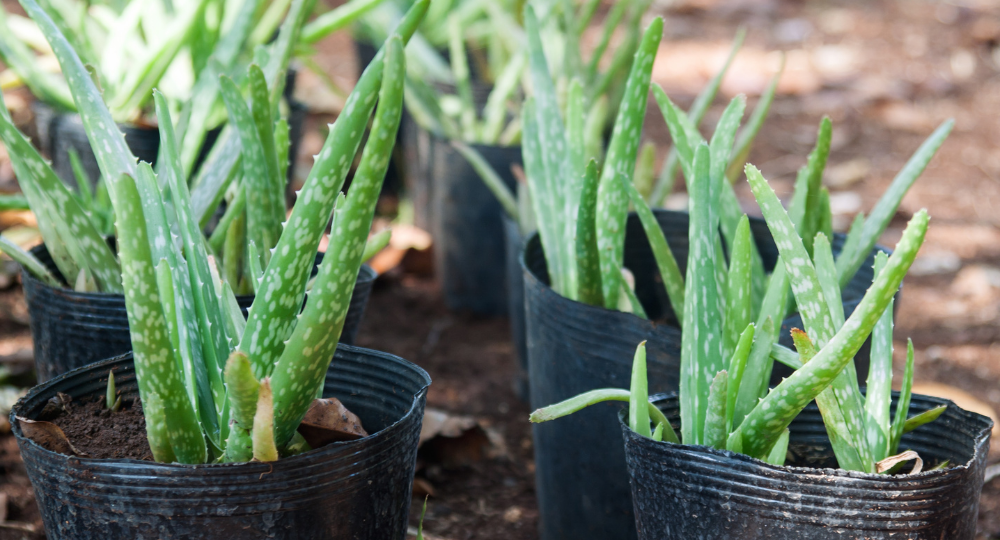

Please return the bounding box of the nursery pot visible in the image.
[503,214,528,400]
[623,393,992,539]
[523,209,891,540]
[22,243,376,382]
[429,137,521,315]
[11,344,430,539]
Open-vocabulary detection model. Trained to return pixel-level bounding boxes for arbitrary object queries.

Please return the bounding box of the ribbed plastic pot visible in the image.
[430,138,521,315]
[523,209,891,540]
[623,392,991,539]
[22,243,376,382]
[11,345,430,540]
[502,214,528,400]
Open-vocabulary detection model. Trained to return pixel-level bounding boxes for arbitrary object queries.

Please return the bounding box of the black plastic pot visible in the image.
[22,243,376,382]
[623,393,991,539]
[503,215,528,400]
[523,209,891,540]
[11,345,430,539]
[430,138,521,315]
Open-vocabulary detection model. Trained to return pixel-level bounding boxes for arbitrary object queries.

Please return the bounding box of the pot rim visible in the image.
[10,344,431,471]
[620,391,993,481]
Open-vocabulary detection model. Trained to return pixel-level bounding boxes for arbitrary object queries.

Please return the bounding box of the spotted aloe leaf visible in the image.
[575,159,603,306]
[837,120,953,287]
[0,236,61,287]
[680,144,723,446]
[115,173,206,464]
[593,16,661,309]
[238,1,428,381]
[733,316,775,428]
[703,370,728,450]
[865,252,893,462]
[724,216,753,358]
[788,117,832,256]
[889,339,916,455]
[0,94,121,292]
[731,209,928,461]
[268,35,405,450]
[725,323,754,434]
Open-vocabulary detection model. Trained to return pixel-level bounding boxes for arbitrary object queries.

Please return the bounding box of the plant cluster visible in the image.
[9,0,423,464]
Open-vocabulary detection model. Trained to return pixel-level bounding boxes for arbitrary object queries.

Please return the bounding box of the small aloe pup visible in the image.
[20,0,425,463]
[532,197,937,470]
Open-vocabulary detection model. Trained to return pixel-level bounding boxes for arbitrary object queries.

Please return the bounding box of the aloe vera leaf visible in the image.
[566,79,585,186]
[529,387,678,443]
[651,422,664,442]
[764,428,789,466]
[523,8,571,297]
[116,174,206,464]
[219,74,283,265]
[447,15,476,139]
[67,148,93,208]
[629,341,651,437]
[681,144,724,446]
[583,0,628,84]
[0,6,73,110]
[725,56,783,184]
[0,236,61,287]
[481,50,525,144]
[301,0,386,44]
[813,233,845,329]
[651,87,698,185]
[358,228,390,262]
[575,159,603,306]
[251,378,278,462]
[746,164,872,471]
[650,30,745,205]
[838,120,953,287]
[633,142,656,201]
[836,212,865,273]
[0,193,29,211]
[903,405,947,435]
[724,216,753,358]
[620,173,684,321]
[224,350,258,428]
[0,99,121,292]
[595,16,662,309]
[865,252,894,461]
[451,141,518,219]
[154,93,229,417]
[591,28,637,105]
[247,240,264,289]
[618,270,648,319]
[725,323,755,433]
[268,36,405,450]
[583,95,607,164]
[224,211,246,292]
[208,187,246,253]
[275,117,291,181]
[733,317,775,427]
[800,118,833,255]
[733,210,928,461]
[703,370,728,450]
[770,342,803,369]
[247,65,282,202]
[192,134,242,226]
[889,339,916,453]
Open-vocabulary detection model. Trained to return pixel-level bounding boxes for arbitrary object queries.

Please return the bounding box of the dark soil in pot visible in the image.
[11,344,430,540]
[48,396,152,460]
[623,392,992,539]
[523,209,893,540]
[22,243,376,382]
[429,138,521,316]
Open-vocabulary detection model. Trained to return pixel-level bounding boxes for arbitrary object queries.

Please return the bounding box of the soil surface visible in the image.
[1,0,1000,538]
[48,397,152,461]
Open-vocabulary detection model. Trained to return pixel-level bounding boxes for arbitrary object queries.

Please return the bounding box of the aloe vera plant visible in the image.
[21,0,424,463]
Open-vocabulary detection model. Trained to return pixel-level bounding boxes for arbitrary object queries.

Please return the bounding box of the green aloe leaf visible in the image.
[595,16,661,309]
[812,233,845,328]
[703,370,729,450]
[724,216,753,358]
[889,339,916,453]
[764,428,789,466]
[865,252,893,461]
[300,0,388,45]
[629,341,650,438]
[725,323,755,434]
[575,159,603,306]
[528,387,678,443]
[902,405,946,435]
[268,35,406,450]
[0,236,61,287]
[680,144,724,446]
[837,120,953,287]
[733,316,775,428]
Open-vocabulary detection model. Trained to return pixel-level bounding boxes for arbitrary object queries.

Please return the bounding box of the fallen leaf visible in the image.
[418,409,496,468]
[876,450,923,474]
[17,417,87,456]
[298,397,368,448]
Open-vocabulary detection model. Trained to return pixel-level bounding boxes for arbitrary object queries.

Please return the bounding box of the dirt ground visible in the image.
[2,0,1000,538]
